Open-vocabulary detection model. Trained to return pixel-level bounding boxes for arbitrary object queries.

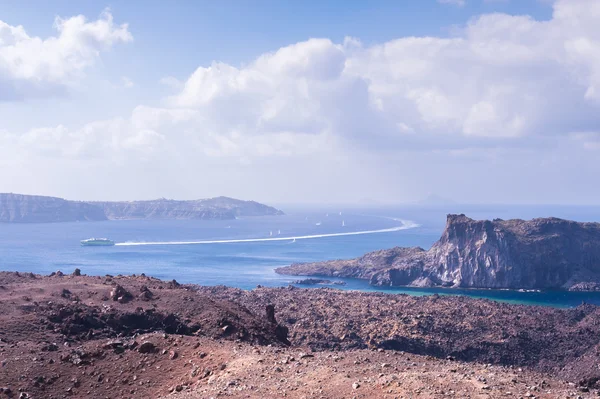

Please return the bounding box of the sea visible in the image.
[2,204,600,308]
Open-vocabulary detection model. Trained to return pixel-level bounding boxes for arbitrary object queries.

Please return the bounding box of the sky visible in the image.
[0,0,599,205]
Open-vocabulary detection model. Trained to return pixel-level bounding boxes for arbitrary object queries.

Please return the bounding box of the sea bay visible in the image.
[2,204,600,308]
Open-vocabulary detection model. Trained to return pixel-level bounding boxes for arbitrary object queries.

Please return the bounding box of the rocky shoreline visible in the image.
[0,271,599,398]
[277,214,600,291]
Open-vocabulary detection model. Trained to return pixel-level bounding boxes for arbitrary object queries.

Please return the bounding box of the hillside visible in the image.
[0,272,598,398]
[0,193,283,223]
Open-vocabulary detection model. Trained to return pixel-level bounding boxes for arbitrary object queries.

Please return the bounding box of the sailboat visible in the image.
[339,212,342,216]
[342,220,345,227]
[277,229,281,235]
[269,231,273,236]
[315,221,322,226]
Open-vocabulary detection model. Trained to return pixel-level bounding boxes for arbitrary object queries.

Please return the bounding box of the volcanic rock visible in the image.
[110,284,133,303]
[277,214,600,290]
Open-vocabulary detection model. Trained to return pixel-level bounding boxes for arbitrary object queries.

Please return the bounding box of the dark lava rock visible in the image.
[266,304,277,324]
[41,343,59,352]
[167,279,180,289]
[110,285,133,303]
[138,286,154,301]
[138,342,157,354]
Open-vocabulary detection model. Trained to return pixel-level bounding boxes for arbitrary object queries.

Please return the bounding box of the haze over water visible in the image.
[3,204,600,308]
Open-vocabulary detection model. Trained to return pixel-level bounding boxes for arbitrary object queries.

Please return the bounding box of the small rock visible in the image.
[42,342,59,352]
[352,382,360,389]
[110,284,132,303]
[138,286,154,301]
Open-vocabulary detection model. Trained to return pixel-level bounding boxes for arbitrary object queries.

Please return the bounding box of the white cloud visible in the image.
[121,77,134,88]
[0,9,132,101]
[438,0,467,7]
[158,1,600,146]
[2,0,600,203]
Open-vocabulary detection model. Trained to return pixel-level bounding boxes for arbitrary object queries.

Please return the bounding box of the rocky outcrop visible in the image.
[0,193,283,223]
[277,214,600,290]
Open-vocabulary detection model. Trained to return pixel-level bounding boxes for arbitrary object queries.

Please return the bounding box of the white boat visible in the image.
[315,222,321,226]
[339,212,342,216]
[342,220,345,227]
[80,238,115,247]
[278,230,281,235]
[269,231,273,236]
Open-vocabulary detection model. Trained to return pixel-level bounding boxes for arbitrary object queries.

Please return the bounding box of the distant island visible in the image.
[277,214,600,291]
[0,193,283,223]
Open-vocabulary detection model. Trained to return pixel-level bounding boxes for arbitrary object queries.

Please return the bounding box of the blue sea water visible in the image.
[2,204,600,308]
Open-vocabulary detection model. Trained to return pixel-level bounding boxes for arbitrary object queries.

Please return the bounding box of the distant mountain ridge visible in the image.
[277,214,600,291]
[0,193,283,223]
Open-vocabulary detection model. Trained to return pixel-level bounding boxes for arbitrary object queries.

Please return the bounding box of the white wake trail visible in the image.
[115,219,419,247]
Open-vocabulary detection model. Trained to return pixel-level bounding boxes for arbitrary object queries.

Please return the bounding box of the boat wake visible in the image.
[115,219,419,247]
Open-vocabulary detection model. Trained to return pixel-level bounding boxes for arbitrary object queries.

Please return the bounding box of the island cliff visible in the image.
[276,214,600,291]
[0,193,283,223]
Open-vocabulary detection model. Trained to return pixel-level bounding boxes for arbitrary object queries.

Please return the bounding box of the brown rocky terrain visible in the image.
[277,214,600,290]
[0,271,598,398]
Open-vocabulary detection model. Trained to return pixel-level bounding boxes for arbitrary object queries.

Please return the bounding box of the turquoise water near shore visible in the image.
[2,204,600,308]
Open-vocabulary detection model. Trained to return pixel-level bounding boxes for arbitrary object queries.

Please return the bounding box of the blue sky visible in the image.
[0,1,553,82]
[1,0,599,204]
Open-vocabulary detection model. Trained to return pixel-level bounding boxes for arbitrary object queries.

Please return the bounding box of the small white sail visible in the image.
[278,229,281,235]
[269,231,273,236]
[342,220,345,227]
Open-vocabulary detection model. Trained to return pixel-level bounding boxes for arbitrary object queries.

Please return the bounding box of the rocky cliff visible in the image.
[276,214,600,291]
[0,193,107,223]
[0,193,283,223]
[93,196,283,220]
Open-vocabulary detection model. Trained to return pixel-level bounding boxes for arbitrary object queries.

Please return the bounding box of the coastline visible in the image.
[284,276,600,308]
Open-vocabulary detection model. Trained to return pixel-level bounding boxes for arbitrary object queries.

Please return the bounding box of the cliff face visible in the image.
[276,214,600,290]
[94,196,284,220]
[0,193,107,223]
[0,193,283,223]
